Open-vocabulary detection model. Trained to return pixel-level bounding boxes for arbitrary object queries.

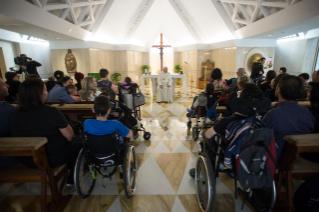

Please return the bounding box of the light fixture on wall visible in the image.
[277,32,304,42]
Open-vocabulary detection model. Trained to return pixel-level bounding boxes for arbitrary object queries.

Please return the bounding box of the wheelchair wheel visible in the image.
[143,132,151,140]
[196,153,216,212]
[192,127,199,141]
[189,168,195,179]
[74,148,96,199]
[187,121,192,129]
[123,145,137,198]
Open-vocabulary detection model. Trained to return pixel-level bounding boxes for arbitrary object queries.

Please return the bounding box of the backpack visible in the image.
[294,175,319,212]
[235,117,276,189]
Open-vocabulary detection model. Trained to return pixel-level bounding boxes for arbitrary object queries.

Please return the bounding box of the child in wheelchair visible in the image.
[84,96,133,146]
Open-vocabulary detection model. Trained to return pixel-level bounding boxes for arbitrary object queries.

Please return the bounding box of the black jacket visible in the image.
[251,62,264,79]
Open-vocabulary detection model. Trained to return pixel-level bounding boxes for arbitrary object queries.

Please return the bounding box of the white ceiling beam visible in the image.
[59,8,70,20]
[69,7,78,25]
[72,2,91,7]
[91,0,107,5]
[259,2,288,8]
[233,19,248,25]
[291,0,300,5]
[232,1,256,6]
[259,5,270,17]
[286,0,292,5]
[221,2,233,18]
[40,0,48,8]
[89,5,95,22]
[238,4,250,23]
[249,5,260,24]
[169,0,206,43]
[123,0,156,41]
[79,20,94,27]
[77,6,89,25]
[219,0,237,3]
[44,3,70,11]
[231,3,239,20]
[32,0,42,8]
[90,0,115,33]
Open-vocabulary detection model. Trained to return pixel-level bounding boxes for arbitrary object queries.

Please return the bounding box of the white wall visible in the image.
[0,40,18,72]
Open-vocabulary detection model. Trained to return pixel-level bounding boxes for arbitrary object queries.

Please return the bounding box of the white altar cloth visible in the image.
[141,74,187,96]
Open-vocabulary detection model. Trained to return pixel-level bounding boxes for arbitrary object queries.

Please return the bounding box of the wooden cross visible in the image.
[152,33,171,71]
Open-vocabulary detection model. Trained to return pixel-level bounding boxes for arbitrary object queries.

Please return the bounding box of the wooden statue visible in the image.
[198,59,214,89]
[65,49,77,73]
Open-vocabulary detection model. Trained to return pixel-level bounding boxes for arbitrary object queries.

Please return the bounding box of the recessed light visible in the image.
[55,37,61,39]
[69,29,72,32]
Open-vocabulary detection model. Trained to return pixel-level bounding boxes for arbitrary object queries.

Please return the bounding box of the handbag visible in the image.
[133,87,145,107]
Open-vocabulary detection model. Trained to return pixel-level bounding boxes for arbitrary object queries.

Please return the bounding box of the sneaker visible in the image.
[187,108,194,114]
[205,118,214,124]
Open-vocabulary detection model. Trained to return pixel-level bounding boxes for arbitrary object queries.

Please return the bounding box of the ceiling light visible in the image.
[268,35,273,37]
[69,29,72,32]
[55,37,61,39]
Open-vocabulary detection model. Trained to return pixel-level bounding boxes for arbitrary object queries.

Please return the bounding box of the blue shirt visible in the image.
[263,102,315,163]
[47,84,75,104]
[84,119,130,137]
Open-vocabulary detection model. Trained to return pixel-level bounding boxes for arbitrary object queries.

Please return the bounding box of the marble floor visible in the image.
[0,85,255,212]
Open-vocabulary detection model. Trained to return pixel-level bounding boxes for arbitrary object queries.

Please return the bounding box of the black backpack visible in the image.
[237,120,276,189]
[294,175,319,212]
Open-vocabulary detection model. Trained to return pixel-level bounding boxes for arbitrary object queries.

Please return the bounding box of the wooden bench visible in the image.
[0,137,72,212]
[276,134,319,208]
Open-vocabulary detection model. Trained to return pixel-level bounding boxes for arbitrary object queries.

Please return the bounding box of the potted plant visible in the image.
[141,65,151,74]
[174,64,183,85]
[111,73,122,86]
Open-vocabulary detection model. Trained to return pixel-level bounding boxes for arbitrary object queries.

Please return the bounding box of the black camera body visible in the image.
[14,56,32,66]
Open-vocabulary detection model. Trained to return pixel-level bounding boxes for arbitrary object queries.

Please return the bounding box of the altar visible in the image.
[141,74,188,96]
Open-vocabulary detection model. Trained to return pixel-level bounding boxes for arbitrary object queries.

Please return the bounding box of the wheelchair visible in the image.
[186,92,223,141]
[74,133,137,199]
[191,109,276,212]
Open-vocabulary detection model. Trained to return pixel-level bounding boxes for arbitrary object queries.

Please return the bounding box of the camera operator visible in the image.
[10,54,42,76]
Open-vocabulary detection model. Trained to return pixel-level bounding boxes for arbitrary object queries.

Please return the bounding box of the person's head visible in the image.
[93,96,111,117]
[265,70,276,83]
[66,84,77,96]
[125,77,132,84]
[211,68,222,80]
[48,77,55,81]
[279,67,287,74]
[163,67,168,73]
[20,54,27,58]
[240,83,263,100]
[307,82,319,116]
[298,73,310,83]
[56,76,72,88]
[5,72,20,81]
[54,70,64,80]
[74,72,84,83]
[259,57,266,65]
[0,78,9,98]
[99,69,109,78]
[236,68,246,77]
[26,74,41,80]
[275,75,303,101]
[18,79,47,111]
[271,73,288,89]
[79,76,98,101]
[206,83,215,94]
[237,74,250,90]
[312,70,319,82]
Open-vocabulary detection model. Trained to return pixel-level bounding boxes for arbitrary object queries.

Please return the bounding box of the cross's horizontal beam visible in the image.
[152,45,171,48]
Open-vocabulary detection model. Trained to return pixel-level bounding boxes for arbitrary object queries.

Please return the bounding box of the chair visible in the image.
[276,134,319,208]
[0,137,71,212]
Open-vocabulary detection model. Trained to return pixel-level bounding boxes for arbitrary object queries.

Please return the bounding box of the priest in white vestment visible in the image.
[157,67,173,102]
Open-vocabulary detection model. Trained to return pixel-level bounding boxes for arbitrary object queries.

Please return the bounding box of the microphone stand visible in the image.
[185,62,194,98]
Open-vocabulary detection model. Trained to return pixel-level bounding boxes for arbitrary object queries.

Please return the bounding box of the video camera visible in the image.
[14,55,32,66]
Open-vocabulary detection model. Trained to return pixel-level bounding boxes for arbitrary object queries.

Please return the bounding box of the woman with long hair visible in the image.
[96,69,119,100]
[210,68,227,90]
[259,70,276,93]
[79,76,102,101]
[9,78,82,185]
[120,77,136,89]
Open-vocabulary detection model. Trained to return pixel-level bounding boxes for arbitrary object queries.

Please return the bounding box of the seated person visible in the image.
[300,82,319,163]
[264,73,288,102]
[79,76,102,101]
[74,72,84,91]
[259,70,276,93]
[279,67,287,74]
[120,77,136,89]
[10,79,82,185]
[97,69,119,100]
[228,68,253,92]
[66,84,78,96]
[299,73,310,89]
[0,78,19,166]
[84,96,133,144]
[54,70,64,81]
[45,77,56,92]
[47,76,81,103]
[312,70,319,82]
[210,68,228,90]
[4,71,21,102]
[187,83,218,123]
[263,75,315,164]
[224,74,250,117]
[205,83,264,140]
